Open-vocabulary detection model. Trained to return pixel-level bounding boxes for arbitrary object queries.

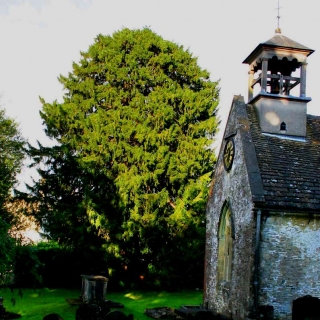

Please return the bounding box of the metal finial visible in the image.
[275,0,282,33]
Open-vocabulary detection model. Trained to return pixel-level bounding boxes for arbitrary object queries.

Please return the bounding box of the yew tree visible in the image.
[29,28,219,287]
[0,108,25,284]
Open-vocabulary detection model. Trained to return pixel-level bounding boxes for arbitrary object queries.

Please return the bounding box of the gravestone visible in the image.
[77,275,130,320]
[81,275,108,304]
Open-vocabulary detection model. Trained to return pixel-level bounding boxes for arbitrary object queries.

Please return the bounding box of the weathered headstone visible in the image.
[76,275,130,320]
[81,275,108,304]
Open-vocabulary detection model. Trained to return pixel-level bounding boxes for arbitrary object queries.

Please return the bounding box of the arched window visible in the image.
[280,122,286,131]
[217,202,234,282]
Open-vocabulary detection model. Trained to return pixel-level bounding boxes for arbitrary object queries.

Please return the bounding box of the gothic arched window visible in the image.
[217,201,234,282]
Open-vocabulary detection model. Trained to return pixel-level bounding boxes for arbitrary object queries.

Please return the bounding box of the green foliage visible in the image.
[0,108,25,285]
[13,245,43,287]
[25,143,118,248]
[27,28,219,288]
[0,217,15,285]
[0,109,25,208]
[35,241,109,289]
[10,241,109,289]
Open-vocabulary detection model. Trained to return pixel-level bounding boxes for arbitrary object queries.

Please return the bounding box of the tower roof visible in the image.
[243,32,314,64]
[264,32,313,51]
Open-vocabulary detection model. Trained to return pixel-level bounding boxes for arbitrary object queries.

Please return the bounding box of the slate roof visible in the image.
[264,33,313,52]
[243,33,314,64]
[247,105,320,211]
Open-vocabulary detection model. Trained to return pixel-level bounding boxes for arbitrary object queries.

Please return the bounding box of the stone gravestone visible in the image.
[76,275,109,320]
[81,275,108,304]
[76,274,132,320]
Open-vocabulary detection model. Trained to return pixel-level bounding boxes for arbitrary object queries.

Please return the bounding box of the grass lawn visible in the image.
[0,288,204,320]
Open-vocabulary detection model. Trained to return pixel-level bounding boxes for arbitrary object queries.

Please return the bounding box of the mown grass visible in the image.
[0,288,204,320]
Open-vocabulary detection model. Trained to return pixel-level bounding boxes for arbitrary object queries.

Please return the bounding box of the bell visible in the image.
[270,78,280,94]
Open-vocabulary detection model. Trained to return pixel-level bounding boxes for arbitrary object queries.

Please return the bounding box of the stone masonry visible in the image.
[259,214,320,319]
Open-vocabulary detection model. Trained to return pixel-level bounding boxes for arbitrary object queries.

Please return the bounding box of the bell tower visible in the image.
[243,29,314,137]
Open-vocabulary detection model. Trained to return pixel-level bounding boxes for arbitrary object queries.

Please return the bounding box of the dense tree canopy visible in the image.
[0,108,25,284]
[0,109,25,205]
[27,28,219,288]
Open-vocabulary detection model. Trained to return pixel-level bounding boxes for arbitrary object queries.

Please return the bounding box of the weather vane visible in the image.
[275,0,282,33]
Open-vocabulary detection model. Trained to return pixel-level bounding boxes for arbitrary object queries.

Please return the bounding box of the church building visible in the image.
[204,28,320,320]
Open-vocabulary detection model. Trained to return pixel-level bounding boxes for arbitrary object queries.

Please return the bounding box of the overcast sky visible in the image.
[0,0,319,189]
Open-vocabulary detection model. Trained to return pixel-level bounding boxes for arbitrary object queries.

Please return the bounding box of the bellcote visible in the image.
[243,29,314,137]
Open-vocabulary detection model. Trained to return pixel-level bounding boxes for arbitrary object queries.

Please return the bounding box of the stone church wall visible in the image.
[259,213,320,319]
[205,99,257,319]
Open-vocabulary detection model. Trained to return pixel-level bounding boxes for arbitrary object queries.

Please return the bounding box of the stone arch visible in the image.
[217,201,234,283]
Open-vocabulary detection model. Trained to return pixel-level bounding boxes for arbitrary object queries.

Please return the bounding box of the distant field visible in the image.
[0,288,204,320]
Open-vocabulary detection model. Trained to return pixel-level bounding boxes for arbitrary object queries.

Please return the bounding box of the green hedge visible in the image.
[12,242,204,290]
[13,242,108,289]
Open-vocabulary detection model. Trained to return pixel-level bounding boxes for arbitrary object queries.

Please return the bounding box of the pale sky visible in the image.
[0,0,319,190]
